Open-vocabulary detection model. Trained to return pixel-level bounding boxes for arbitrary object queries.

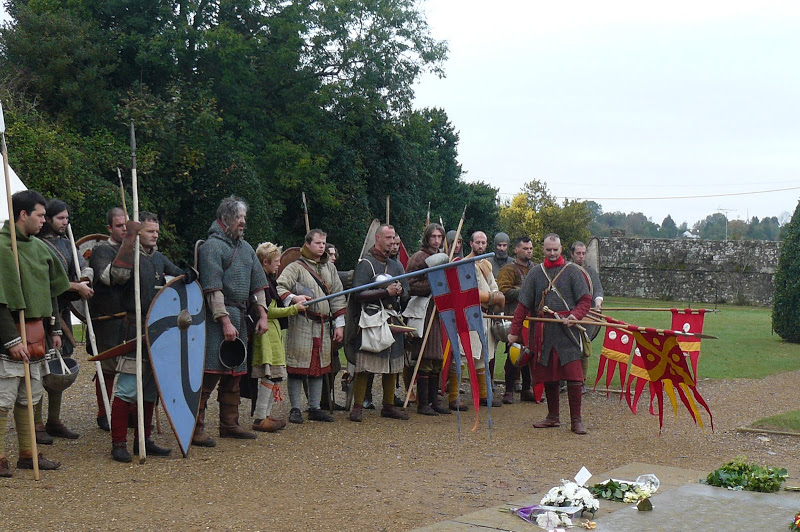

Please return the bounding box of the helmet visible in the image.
[372,273,394,285]
[43,356,80,393]
[491,319,510,343]
[507,343,533,368]
[218,338,247,369]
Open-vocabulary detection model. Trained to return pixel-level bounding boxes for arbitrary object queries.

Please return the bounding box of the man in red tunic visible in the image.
[508,234,592,434]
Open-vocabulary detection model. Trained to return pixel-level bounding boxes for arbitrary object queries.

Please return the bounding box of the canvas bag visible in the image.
[358,259,395,353]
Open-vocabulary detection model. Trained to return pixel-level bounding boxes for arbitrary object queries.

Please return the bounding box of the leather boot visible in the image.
[349,403,363,422]
[111,443,132,463]
[219,394,257,439]
[35,422,53,445]
[46,420,79,439]
[17,451,61,470]
[567,381,587,434]
[0,456,11,478]
[380,404,409,420]
[253,417,283,432]
[533,382,561,428]
[134,438,172,456]
[503,357,518,404]
[429,373,450,414]
[416,373,437,416]
[192,376,217,447]
[447,366,468,410]
[477,370,502,407]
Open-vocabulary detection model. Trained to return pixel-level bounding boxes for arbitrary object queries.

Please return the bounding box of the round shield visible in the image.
[76,233,109,262]
[146,276,206,457]
[278,246,302,277]
[508,342,533,368]
[43,357,80,393]
[219,337,246,370]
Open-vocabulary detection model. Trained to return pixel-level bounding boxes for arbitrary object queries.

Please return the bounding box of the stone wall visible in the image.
[598,237,781,306]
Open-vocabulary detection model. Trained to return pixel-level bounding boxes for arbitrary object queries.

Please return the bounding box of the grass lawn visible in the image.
[73,295,800,382]
[493,296,800,382]
[750,409,800,433]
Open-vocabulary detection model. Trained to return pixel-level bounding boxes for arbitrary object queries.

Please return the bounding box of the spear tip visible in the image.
[129,121,136,153]
[0,100,5,134]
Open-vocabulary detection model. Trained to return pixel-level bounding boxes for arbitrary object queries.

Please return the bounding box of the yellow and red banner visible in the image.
[625,327,713,433]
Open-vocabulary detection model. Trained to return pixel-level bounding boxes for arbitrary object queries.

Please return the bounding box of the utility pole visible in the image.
[717,207,735,240]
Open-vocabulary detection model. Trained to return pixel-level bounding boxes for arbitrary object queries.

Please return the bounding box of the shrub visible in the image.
[773,201,800,342]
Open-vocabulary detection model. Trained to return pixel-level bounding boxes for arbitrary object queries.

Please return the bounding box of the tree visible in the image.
[498,180,590,261]
[772,201,800,342]
[660,215,678,239]
[694,213,727,240]
[0,1,468,267]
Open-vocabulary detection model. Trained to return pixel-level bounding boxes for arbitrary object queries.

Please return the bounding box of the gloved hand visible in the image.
[182,267,198,284]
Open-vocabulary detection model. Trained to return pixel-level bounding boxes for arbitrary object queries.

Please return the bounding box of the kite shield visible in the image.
[145,276,206,457]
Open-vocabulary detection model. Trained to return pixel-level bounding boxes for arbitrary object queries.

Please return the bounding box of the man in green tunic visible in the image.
[0,190,70,477]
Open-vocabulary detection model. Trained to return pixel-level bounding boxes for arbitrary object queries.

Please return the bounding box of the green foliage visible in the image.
[0,1,501,266]
[773,201,800,342]
[660,215,678,238]
[498,180,589,260]
[591,210,660,238]
[703,457,787,493]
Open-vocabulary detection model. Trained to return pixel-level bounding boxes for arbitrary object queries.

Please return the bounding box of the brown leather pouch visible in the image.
[15,319,47,359]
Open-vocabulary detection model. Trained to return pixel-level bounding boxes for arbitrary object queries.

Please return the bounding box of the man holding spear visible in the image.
[35,198,94,442]
[108,212,184,462]
[88,207,128,431]
[0,190,70,476]
[507,233,593,435]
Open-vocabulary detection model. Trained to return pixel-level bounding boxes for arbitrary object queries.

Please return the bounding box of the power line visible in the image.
[558,185,800,201]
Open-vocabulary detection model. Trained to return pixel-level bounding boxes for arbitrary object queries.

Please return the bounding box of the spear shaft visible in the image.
[130,121,146,463]
[66,224,111,428]
[404,204,467,409]
[1,102,39,480]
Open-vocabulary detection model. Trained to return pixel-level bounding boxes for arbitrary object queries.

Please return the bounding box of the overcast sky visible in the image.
[412,0,800,227]
[2,3,798,227]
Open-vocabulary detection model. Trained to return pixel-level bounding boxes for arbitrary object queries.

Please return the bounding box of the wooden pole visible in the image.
[404,205,467,408]
[1,102,39,480]
[425,202,430,227]
[482,314,717,339]
[385,195,390,225]
[301,192,310,234]
[130,121,146,463]
[66,224,111,428]
[598,307,719,313]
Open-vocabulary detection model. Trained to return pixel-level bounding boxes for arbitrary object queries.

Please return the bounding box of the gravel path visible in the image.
[3,349,799,531]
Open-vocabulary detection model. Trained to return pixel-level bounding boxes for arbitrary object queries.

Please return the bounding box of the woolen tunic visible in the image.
[276,248,346,376]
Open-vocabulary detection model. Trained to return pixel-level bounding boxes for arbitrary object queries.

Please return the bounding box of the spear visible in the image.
[1,101,40,480]
[404,204,467,408]
[66,224,111,429]
[597,307,719,313]
[385,195,390,225]
[485,314,718,339]
[439,216,448,254]
[425,202,430,227]
[117,167,128,219]
[301,192,310,234]
[130,121,146,463]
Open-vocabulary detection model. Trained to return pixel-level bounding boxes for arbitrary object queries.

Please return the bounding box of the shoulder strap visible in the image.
[295,259,330,295]
[41,237,72,275]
